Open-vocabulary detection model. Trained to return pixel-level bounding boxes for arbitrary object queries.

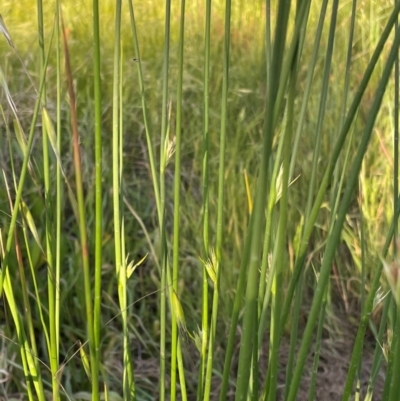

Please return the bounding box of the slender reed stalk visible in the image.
[54,0,62,383]
[369,294,391,399]
[267,41,296,401]
[288,27,400,401]
[205,0,231,399]
[289,0,328,180]
[219,211,254,401]
[38,1,61,398]
[199,1,211,399]
[92,0,103,391]
[126,4,165,395]
[234,0,290,399]
[170,0,187,399]
[112,2,135,399]
[61,14,99,400]
[279,0,400,342]
[158,2,171,398]
[387,4,400,399]
[307,287,327,401]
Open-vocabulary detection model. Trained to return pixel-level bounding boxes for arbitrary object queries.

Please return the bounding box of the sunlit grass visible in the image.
[0,0,399,400]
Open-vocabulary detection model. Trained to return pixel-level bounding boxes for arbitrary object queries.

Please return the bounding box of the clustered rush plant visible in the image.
[0,0,400,400]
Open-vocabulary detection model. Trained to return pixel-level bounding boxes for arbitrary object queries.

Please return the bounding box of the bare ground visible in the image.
[127,311,386,401]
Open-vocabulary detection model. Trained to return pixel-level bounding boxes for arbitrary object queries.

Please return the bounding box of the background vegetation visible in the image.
[0,0,399,400]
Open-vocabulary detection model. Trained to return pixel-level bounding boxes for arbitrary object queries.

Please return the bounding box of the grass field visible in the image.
[0,0,399,400]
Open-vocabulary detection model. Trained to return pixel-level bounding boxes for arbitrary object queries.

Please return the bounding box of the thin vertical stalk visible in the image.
[205,0,231,399]
[265,0,271,80]
[307,288,327,401]
[370,295,391,399]
[61,14,99,401]
[376,294,396,400]
[257,118,285,321]
[55,0,62,372]
[127,0,160,217]
[234,0,291,399]
[127,2,163,394]
[258,153,283,400]
[283,270,304,401]
[356,192,366,393]
[219,213,254,401]
[38,1,59,397]
[272,0,311,129]
[250,326,259,401]
[198,1,211,399]
[259,0,311,340]
[305,0,339,223]
[170,0,186,399]
[159,1,171,398]
[112,2,135,399]
[387,2,400,398]
[92,0,103,391]
[288,0,328,179]
[257,0,310,346]
[382,319,397,401]
[279,0,400,341]
[287,30,400,401]
[215,0,231,281]
[267,42,296,401]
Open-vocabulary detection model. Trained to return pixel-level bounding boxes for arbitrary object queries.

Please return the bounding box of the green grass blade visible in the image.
[92,0,103,392]
[287,27,400,401]
[279,0,400,340]
[159,1,171,398]
[205,0,231,399]
[170,0,187,399]
[268,47,297,401]
[307,288,327,401]
[234,0,291,399]
[199,1,212,399]
[111,2,135,399]
[37,2,60,396]
[387,13,400,398]
[60,13,99,400]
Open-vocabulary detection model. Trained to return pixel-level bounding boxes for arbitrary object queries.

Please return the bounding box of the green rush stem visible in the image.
[112,2,135,399]
[61,11,99,401]
[128,0,161,218]
[55,0,62,374]
[199,0,211,399]
[387,4,400,399]
[279,0,400,345]
[234,0,291,399]
[171,1,186,399]
[127,1,163,396]
[158,1,171,399]
[92,0,103,390]
[267,50,296,401]
[38,0,59,397]
[205,0,231,400]
[287,28,400,401]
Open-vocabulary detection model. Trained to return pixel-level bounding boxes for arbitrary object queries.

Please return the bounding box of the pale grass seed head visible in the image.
[199,248,218,285]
